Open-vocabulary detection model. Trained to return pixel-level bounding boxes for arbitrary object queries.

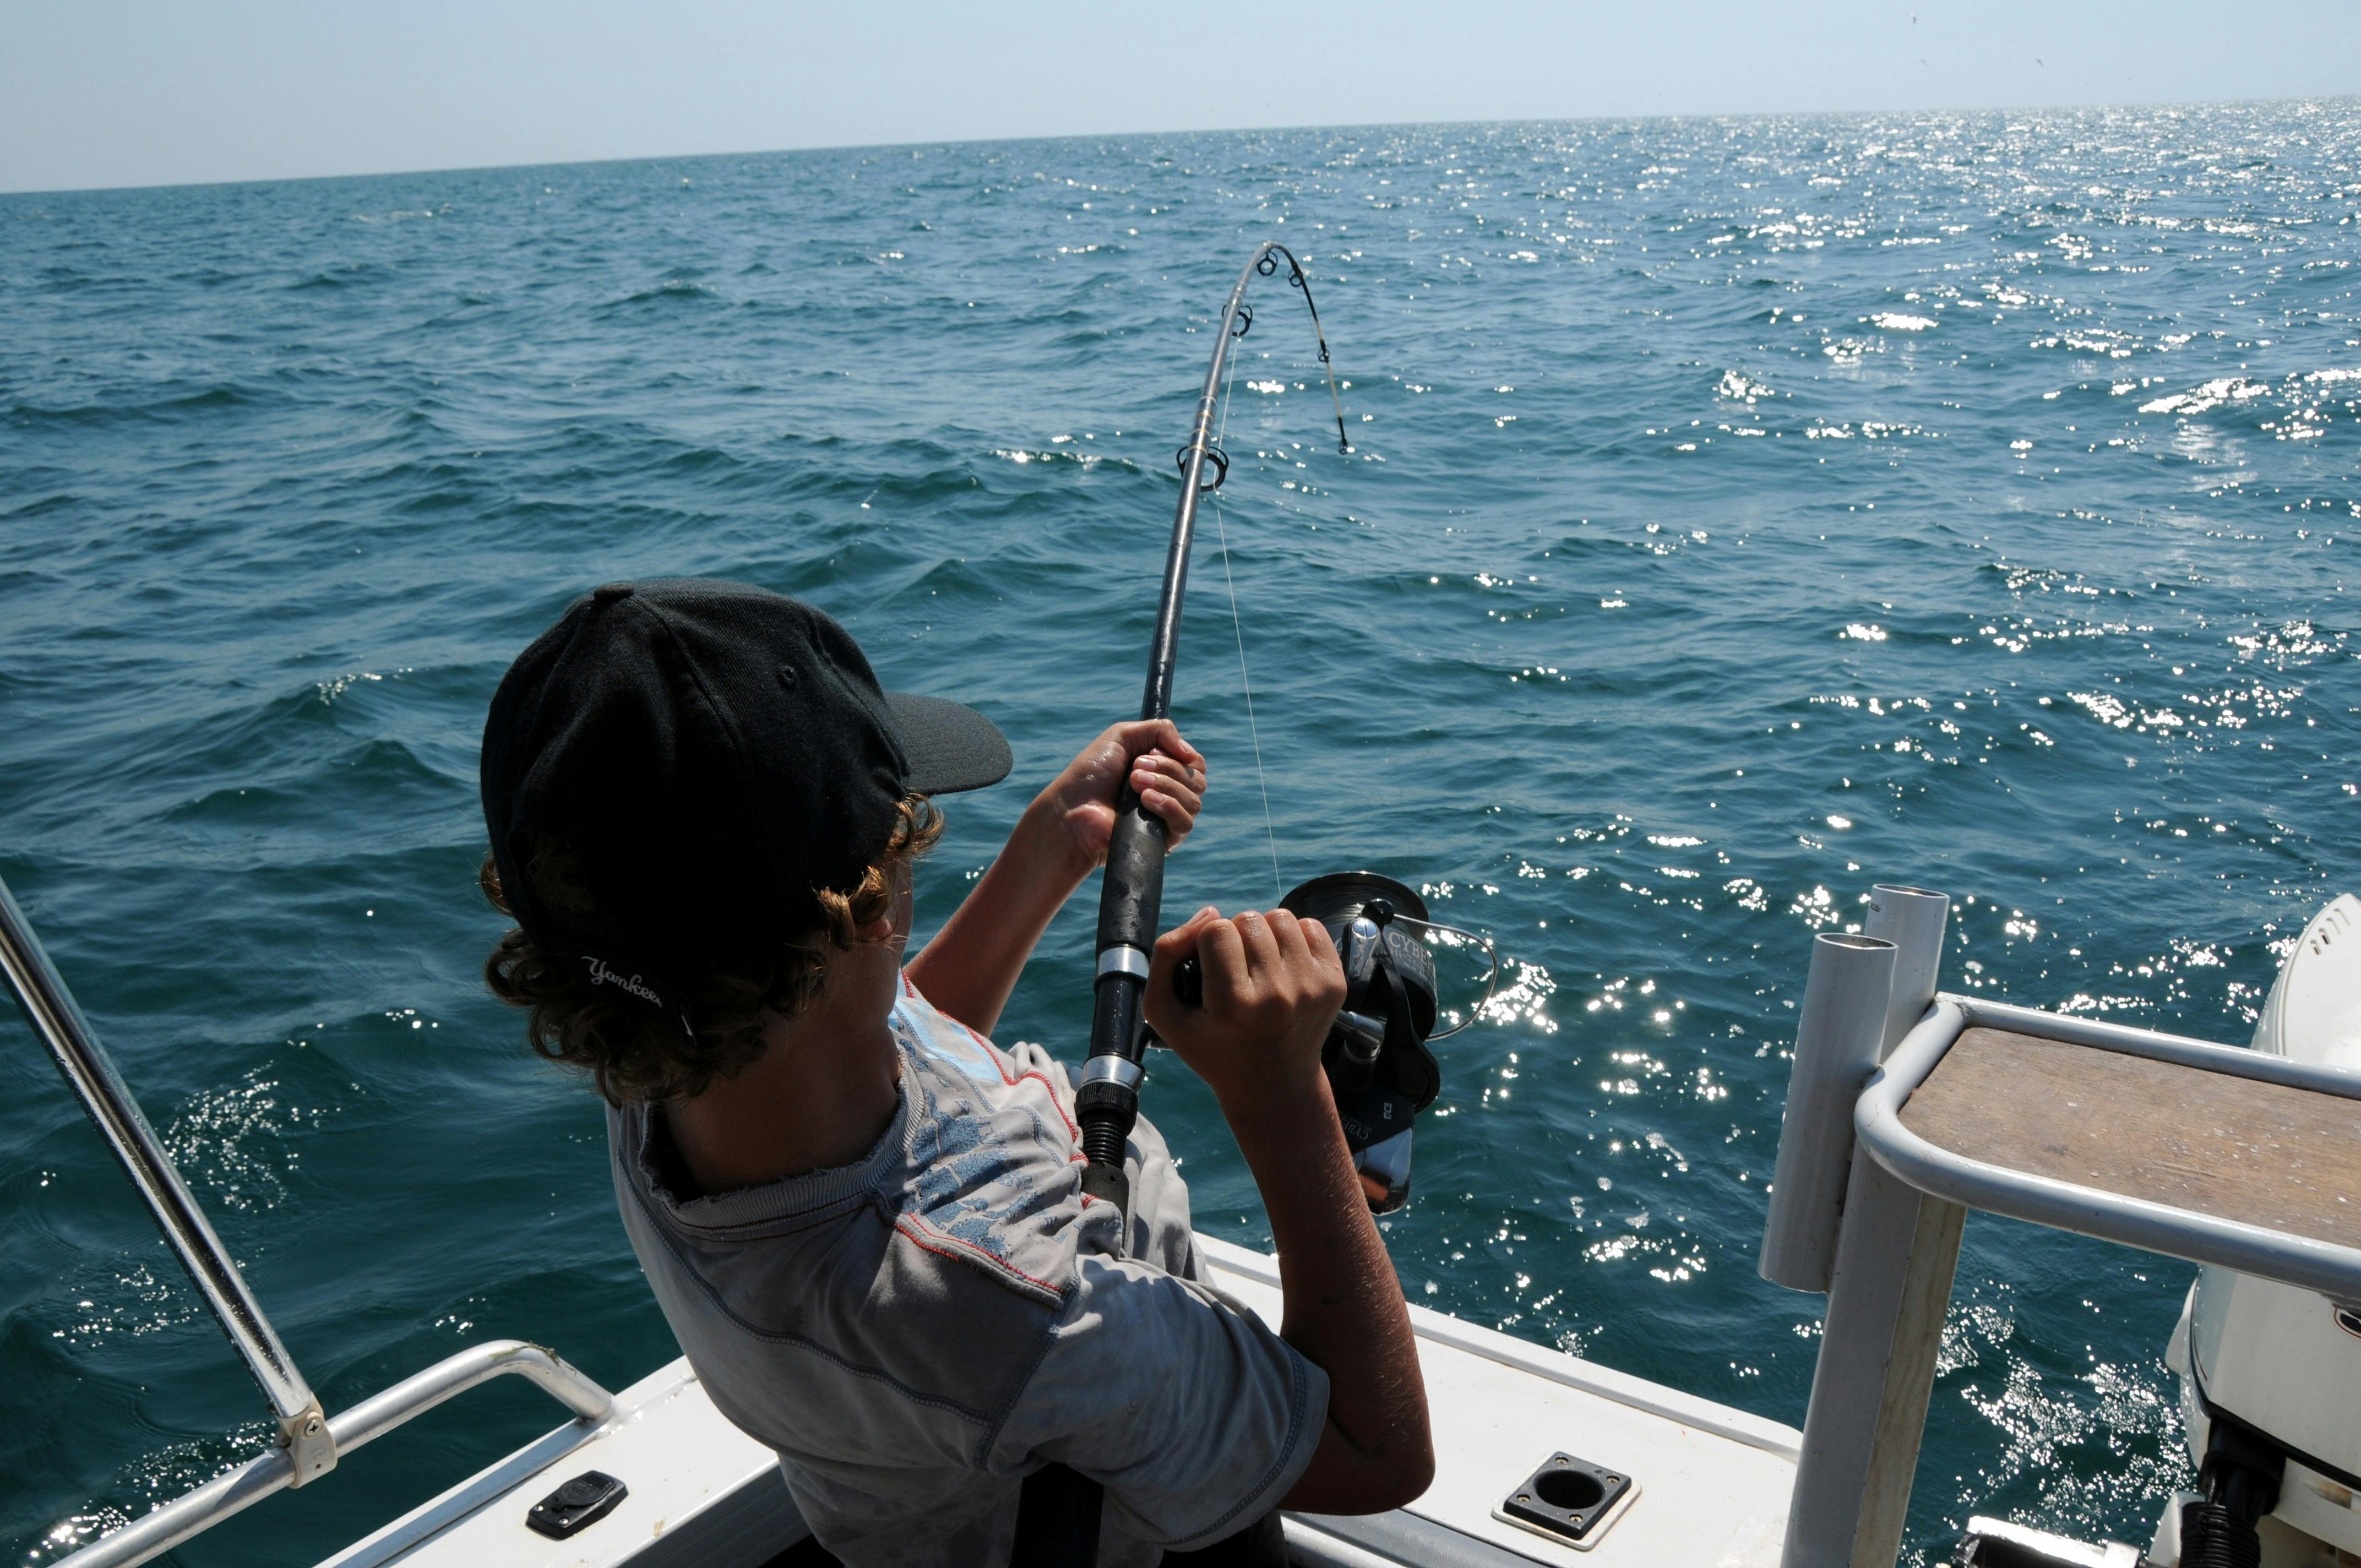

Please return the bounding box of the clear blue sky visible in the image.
[5,0,2357,194]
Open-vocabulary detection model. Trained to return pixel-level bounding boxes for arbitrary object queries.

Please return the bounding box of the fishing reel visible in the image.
[1169,872,1494,1215]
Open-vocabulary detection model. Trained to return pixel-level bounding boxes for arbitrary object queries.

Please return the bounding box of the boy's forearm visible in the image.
[1225,1086,1429,1481]
[904,799,1089,1033]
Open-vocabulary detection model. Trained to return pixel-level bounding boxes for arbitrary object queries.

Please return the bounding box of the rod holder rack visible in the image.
[1763,881,2361,1568]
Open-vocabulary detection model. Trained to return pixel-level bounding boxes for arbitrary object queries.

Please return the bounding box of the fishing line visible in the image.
[1197,246,1350,903]
[1207,273,1495,1025]
[1209,323,1285,903]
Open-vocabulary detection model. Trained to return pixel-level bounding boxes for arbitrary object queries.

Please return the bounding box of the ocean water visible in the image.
[3,100,2358,1565]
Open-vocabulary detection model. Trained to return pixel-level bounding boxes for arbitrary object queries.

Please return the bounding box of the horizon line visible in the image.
[6,90,2355,201]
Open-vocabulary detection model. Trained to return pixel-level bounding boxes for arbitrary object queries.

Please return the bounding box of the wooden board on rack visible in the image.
[1899,1027,2361,1250]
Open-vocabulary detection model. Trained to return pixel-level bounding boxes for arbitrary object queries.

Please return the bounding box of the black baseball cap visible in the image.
[480,579,1010,1031]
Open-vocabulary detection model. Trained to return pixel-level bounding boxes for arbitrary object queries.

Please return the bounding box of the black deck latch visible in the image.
[526,1469,628,1539]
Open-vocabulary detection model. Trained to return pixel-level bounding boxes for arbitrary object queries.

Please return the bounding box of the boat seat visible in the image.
[1898,1027,2361,1250]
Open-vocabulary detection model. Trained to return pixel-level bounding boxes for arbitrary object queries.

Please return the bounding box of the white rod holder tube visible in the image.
[1781,887,1958,1568]
[1781,1155,1967,1568]
[1759,931,1897,1294]
[1863,885,1950,1057]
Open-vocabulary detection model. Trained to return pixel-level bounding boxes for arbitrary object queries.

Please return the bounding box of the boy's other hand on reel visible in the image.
[1145,906,1346,1112]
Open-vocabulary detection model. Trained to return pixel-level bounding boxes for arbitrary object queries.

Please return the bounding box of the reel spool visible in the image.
[1279,872,1487,1215]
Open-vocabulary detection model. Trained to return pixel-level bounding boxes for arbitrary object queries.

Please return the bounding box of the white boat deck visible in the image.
[312,1235,1796,1568]
[315,1357,797,1568]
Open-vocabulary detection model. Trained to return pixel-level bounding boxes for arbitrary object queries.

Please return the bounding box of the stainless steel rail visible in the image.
[2,872,618,1567]
[56,1340,616,1568]
[0,873,333,1469]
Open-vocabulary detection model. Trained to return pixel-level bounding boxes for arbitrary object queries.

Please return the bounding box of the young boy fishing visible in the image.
[478,579,1430,1566]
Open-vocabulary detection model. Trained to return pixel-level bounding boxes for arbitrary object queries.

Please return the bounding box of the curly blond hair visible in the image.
[480,794,942,1104]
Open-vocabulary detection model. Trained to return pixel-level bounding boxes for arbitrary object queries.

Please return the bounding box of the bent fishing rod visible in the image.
[1008,242,1347,1568]
[1070,241,1346,1208]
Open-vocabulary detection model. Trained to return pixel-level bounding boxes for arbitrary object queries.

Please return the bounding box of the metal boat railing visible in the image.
[0,877,330,1465]
[0,874,616,1568]
[58,1341,613,1568]
[1760,885,2361,1568]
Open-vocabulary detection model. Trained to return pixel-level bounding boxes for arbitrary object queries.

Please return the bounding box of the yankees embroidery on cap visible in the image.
[581,954,699,1044]
[584,955,663,1007]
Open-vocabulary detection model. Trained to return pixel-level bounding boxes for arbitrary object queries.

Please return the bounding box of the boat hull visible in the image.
[312,1235,1798,1568]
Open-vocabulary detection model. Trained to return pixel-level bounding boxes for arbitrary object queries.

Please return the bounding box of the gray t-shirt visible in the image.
[607,972,1328,1567]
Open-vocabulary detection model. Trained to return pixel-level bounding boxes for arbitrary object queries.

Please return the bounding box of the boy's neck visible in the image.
[665,945,904,1193]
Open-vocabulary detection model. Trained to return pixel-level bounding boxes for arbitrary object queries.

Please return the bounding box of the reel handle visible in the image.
[1172,954,1203,1008]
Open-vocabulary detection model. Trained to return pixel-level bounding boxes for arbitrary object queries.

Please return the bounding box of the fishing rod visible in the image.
[1013,242,1495,1566]
[1070,241,1346,1211]
[1010,241,1346,1568]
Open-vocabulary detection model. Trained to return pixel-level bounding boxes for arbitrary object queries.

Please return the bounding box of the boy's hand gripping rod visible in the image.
[1009,243,1346,1568]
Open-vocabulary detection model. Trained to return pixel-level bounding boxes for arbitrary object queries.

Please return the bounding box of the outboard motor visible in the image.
[2161,894,2361,1566]
[2177,1415,2284,1568]
[2168,1256,2360,1566]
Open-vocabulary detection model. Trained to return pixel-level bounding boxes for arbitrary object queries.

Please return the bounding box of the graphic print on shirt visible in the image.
[889,984,1085,1300]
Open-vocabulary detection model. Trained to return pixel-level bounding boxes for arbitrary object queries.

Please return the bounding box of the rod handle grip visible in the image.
[1094,797,1168,956]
